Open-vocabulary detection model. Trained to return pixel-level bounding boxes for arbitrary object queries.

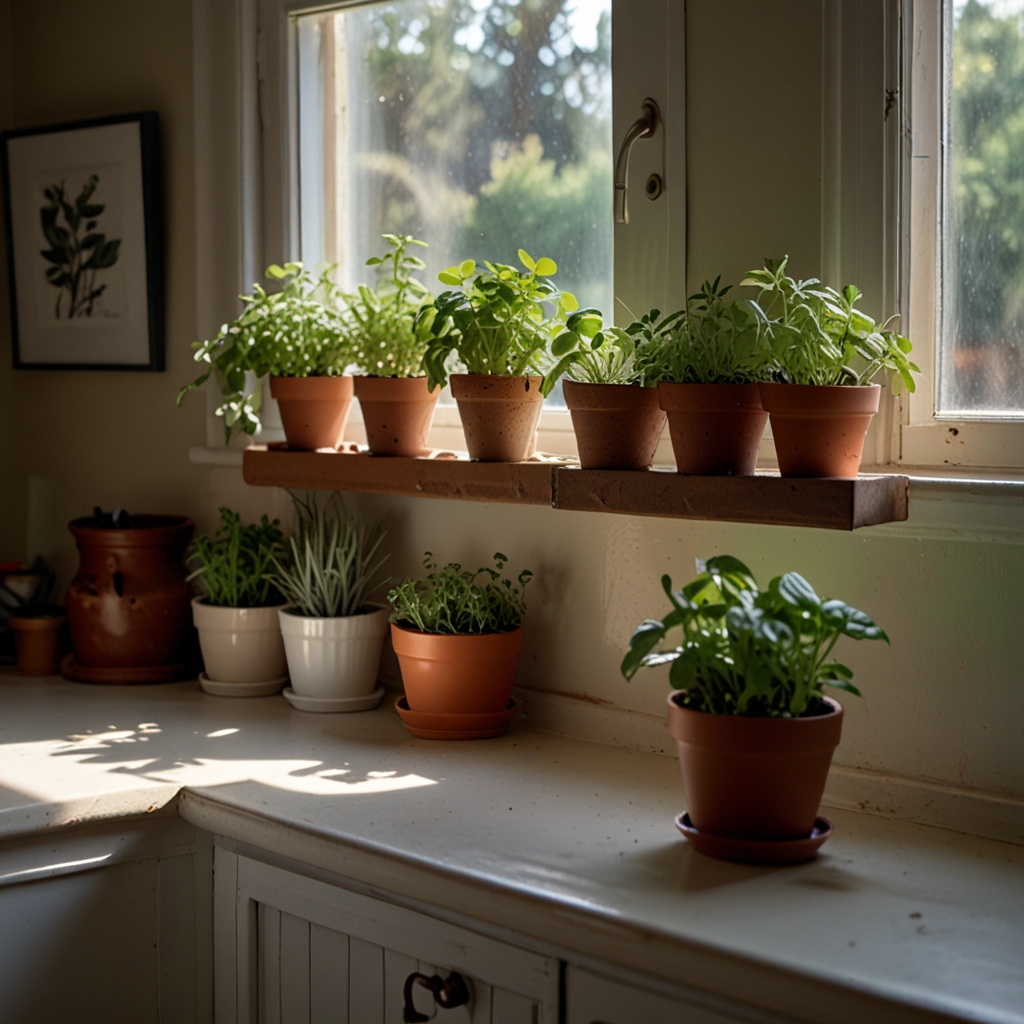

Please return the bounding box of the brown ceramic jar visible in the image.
[65,515,195,673]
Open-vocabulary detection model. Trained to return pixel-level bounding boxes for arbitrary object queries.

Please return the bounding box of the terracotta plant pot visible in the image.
[269,375,354,451]
[192,597,288,685]
[658,382,767,475]
[9,604,66,676]
[391,623,524,713]
[354,376,439,457]
[65,515,195,681]
[563,380,666,470]
[759,382,881,478]
[450,374,543,462]
[667,691,843,841]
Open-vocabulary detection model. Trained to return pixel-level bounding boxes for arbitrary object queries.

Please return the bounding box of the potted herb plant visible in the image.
[388,553,532,738]
[743,257,919,477]
[559,323,667,471]
[178,263,353,451]
[266,492,390,712]
[622,555,888,864]
[418,250,582,462]
[631,279,773,475]
[187,508,288,697]
[347,234,440,457]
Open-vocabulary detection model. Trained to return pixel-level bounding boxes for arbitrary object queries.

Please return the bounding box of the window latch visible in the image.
[614,98,661,224]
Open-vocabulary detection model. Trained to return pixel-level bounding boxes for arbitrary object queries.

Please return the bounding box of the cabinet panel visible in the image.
[216,852,558,1024]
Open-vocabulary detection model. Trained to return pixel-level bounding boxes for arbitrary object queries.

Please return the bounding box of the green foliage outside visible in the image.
[187,508,285,609]
[389,552,532,635]
[621,556,889,719]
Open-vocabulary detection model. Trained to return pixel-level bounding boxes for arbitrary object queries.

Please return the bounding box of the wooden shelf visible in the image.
[242,447,909,531]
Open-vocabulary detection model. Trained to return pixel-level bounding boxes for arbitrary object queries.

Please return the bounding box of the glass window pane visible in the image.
[297,0,613,404]
[941,0,1024,416]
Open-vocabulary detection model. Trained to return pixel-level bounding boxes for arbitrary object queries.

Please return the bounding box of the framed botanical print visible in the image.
[1,111,163,370]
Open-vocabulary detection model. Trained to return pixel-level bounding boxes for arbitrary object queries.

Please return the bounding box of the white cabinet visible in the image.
[215,849,559,1024]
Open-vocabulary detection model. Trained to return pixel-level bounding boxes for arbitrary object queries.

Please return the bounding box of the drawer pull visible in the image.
[403,971,470,1022]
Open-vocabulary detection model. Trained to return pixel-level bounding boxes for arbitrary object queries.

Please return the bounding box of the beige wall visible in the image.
[0,0,207,581]
[0,0,1020,805]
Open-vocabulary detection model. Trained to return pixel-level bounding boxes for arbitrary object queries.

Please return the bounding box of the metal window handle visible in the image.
[403,971,471,1022]
[614,98,660,224]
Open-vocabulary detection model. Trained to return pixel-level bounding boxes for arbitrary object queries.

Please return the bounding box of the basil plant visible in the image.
[621,555,888,718]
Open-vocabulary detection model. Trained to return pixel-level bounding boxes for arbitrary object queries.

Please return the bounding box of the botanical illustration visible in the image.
[39,174,121,318]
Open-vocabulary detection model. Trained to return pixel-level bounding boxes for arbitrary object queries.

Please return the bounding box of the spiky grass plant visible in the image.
[266,492,388,618]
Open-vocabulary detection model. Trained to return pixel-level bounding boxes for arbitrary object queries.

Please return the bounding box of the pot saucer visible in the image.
[675,812,833,865]
[282,683,385,713]
[61,653,193,685]
[395,696,518,740]
[199,672,287,698]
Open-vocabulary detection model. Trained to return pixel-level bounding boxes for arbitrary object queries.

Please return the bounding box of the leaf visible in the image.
[438,270,462,287]
[550,331,579,358]
[620,618,667,679]
[459,259,476,278]
[517,249,536,271]
[560,290,579,313]
[822,678,863,698]
[265,264,289,279]
[535,257,557,276]
[668,648,698,689]
[821,599,888,642]
[777,572,821,609]
[704,554,755,580]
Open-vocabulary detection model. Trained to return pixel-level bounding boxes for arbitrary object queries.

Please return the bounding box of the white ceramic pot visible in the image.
[192,597,288,683]
[278,603,390,699]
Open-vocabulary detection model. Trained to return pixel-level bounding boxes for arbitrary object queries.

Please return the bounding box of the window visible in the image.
[903,0,1024,467]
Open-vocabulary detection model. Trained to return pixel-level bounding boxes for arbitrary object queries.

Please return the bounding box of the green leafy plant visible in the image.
[265,492,388,618]
[628,278,772,385]
[388,552,532,635]
[187,508,285,608]
[417,249,592,396]
[40,175,121,319]
[177,263,350,440]
[741,257,919,393]
[345,234,435,379]
[621,555,888,718]
[565,327,643,385]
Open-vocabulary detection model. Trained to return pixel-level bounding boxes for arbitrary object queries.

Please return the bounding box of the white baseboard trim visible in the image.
[513,685,1024,846]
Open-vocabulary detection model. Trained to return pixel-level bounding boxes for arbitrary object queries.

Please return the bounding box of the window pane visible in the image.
[297,0,613,402]
[941,0,1024,416]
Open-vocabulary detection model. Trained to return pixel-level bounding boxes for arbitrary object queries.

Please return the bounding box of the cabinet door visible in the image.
[215,849,557,1024]
[565,966,781,1024]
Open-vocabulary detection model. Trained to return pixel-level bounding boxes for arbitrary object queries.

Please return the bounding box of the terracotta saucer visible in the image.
[675,812,833,865]
[395,696,518,739]
[61,653,193,685]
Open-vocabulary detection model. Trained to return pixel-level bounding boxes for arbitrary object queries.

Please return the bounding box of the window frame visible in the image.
[899,0,1024,469]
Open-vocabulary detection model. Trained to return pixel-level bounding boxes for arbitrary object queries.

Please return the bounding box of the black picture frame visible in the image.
[1,111,164,371]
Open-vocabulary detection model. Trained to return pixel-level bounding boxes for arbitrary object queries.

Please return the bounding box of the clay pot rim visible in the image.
[759,382,882,392]
[668,689,842,719]
[658,380,766,411]
[69,515,194,546]
[9,613,66,629]
[192,595,288,612]
[391,621,524,639]
[278,600,389,623]
[563,378,662,406]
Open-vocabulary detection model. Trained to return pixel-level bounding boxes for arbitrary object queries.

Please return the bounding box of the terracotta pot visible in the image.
[450,374,544,462]
[391,622,524,713]
[563,380,666,470]
[354,376,439,457]
[65,515,195,673]
[759,382,880,478]
[657,382,767,475]
[9,605,66,676]
[667,691,843,841]
[269,375,354,451]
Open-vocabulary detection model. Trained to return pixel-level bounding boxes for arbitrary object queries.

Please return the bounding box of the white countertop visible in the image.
[1,674,1021,1024]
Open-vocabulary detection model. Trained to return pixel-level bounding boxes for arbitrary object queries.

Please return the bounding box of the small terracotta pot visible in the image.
[354,376,439,457]
[9,605,66,676]
[450,374,544,462]
[391,622,524,713]
[563,380,666,470]
[270,375,354,451]
[65,515,195,674]
[657,382,767,475]
[759,382,880,478]
[667,691,843,841]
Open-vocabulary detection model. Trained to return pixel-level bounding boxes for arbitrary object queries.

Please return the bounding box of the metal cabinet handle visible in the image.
[403,971,471,1022]
[614,98,660,224]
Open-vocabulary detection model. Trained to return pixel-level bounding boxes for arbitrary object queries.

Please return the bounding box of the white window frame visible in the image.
[192,0,684,457]
[899,0,1024,469]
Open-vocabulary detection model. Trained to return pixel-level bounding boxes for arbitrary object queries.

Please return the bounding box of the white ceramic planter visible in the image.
[192,597,288,684]
[278,603,390,699]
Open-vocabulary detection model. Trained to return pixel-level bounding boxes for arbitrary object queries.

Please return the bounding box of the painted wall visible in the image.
[0,0,1020,806]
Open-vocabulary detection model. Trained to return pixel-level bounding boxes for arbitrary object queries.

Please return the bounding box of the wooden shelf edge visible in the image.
[241,447,910,531]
